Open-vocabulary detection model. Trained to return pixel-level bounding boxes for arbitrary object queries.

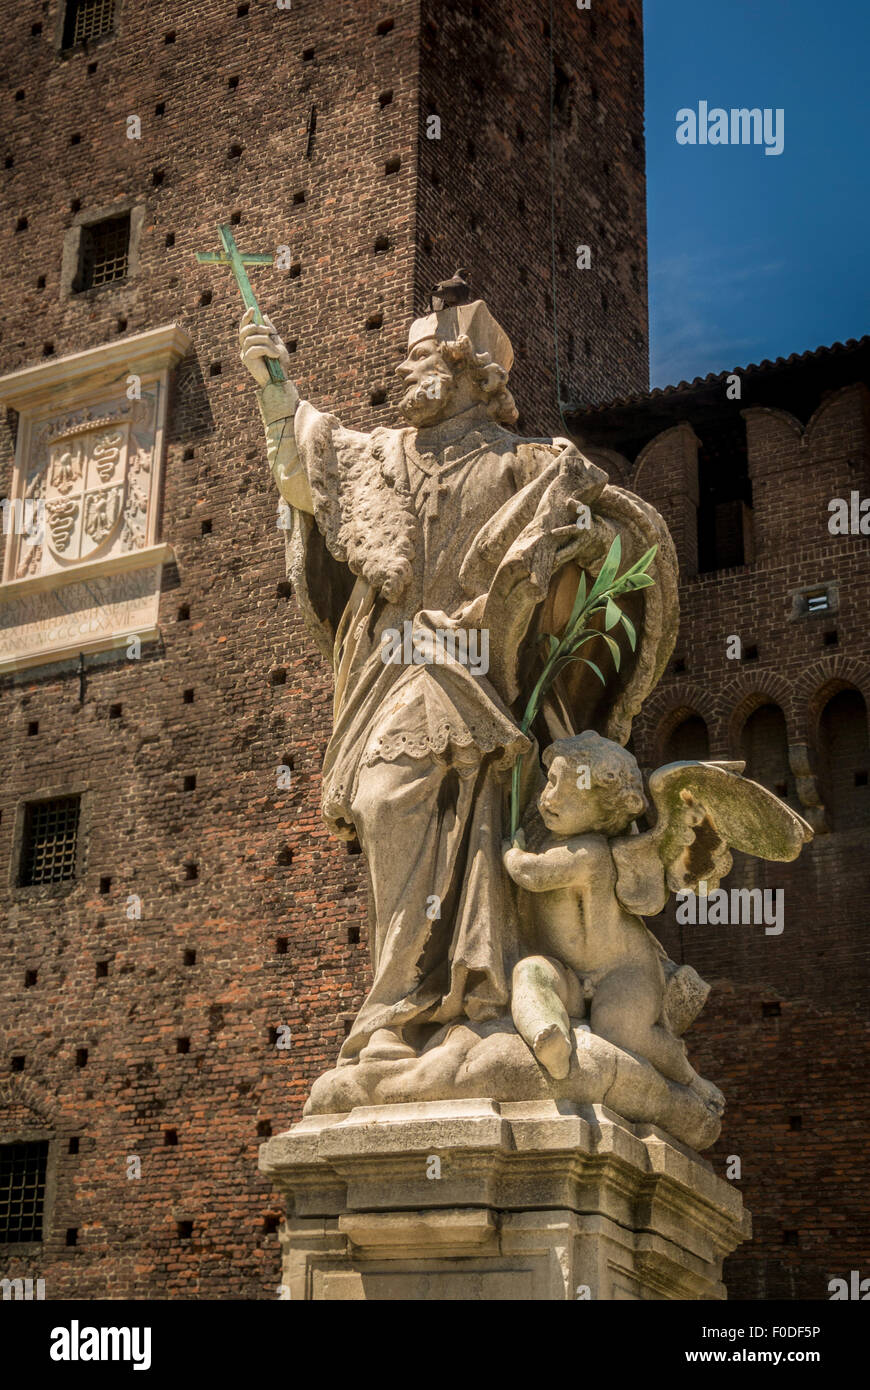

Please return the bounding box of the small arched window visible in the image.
[741,703,796,804]
[819,688,870,830]
[663,714,710,763]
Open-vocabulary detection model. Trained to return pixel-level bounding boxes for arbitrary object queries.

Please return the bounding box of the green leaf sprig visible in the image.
[509,535,658,837]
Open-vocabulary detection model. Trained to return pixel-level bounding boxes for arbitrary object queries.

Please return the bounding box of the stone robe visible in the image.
[259,382,677,1060]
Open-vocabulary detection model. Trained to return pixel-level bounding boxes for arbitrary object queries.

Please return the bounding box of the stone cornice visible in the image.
[0,324,193,412]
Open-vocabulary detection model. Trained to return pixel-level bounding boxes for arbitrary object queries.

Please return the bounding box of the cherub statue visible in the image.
[503,730,812,1096]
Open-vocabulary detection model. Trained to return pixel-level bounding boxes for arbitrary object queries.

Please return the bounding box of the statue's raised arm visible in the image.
[239,307,311,514]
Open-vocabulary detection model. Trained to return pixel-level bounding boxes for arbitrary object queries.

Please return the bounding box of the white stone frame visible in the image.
[0,324,191,672]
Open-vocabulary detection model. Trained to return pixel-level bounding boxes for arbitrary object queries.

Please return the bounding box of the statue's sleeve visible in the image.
[256,388,415,650]
[257,380,313,514]
[290,407,417,606]
[257,384,377,546]
[256,384,360,660]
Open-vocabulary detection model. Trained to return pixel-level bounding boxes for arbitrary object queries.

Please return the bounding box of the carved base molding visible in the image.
[0,543,174,672]
[259,1098,751,1301]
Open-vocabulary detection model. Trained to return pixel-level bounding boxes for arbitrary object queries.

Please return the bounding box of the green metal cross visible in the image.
[195,224,285,384]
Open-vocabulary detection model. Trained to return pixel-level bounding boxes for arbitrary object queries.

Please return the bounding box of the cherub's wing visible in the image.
[611,827,670,916]
[612,760,813,912]
[647,760,813,894]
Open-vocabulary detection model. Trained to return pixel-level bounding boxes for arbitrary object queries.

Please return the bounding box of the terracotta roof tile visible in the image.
[568,335,870,417]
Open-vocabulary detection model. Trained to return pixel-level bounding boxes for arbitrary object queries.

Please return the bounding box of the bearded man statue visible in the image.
[240,284,678,1107]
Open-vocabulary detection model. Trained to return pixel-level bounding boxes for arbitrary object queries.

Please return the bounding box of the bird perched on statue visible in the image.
[429,269,471,311]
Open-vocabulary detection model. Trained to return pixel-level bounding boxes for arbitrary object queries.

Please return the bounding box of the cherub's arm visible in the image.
[502,837,593,893]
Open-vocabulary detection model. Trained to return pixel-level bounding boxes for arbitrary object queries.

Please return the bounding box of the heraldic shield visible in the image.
[45,425,129,563]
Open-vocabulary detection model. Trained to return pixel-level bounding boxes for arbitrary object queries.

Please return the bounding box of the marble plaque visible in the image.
[0,324,191,670]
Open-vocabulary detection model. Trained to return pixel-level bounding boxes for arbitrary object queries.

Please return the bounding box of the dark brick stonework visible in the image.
[569,338,870,1301]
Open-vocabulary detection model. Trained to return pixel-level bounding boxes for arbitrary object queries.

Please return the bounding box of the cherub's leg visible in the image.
[590,966,695,1086]
[511,956,579,1080]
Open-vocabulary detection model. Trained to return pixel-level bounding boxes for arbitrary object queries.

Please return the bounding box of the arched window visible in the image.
[663,714,710,763]
[819,688,870,830]
[741,703,796,803]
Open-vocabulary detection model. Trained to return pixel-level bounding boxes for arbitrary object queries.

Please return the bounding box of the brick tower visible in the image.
[0,1,647,1297]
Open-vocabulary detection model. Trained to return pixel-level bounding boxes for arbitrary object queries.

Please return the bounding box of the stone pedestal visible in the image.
[259,1099,751,1301]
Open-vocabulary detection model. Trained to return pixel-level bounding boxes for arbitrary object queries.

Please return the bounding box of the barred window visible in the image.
[75,215,130,291]
[0,1141,48,1243]
[63,0,116,48]
[20,796,81,886]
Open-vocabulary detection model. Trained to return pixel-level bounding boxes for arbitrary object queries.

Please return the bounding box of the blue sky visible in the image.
[644,0,870,388]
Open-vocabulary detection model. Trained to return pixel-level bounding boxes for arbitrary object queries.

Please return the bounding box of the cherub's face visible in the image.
[538,756,602,836]
[538,752,646,837]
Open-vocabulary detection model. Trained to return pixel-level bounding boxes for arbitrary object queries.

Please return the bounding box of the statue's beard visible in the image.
[399,372,456,425]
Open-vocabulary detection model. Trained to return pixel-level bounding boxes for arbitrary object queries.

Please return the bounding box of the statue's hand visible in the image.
[502,829,526,865]
[239,307,294,387]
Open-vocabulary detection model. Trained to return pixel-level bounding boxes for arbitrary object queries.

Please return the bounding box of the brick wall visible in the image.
[416,0,648,434]
[574,352,870,1300]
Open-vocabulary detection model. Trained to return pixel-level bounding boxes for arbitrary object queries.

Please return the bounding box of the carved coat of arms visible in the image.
[45,427,129,562]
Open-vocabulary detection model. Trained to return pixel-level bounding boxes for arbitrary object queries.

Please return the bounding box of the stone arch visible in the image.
[788,660,870,832]
[794,656,870,746]
[740,404,804,443]
[632,421,699,492]
[718,672,799,755]
[641,684,723,765]
[0,1079,64,1249]
[0,1077,59,1130]
[662,711,710,763]
[628,422,701,577]
[741,705,799,807]
[804,382,868,444]
[814,683,870,831]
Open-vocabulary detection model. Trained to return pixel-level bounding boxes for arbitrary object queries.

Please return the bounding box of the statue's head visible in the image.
[539,732,647,838]
[396,299,518,428]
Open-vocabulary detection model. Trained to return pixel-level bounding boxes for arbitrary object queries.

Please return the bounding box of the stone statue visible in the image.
[505,731,811,1104]
[242,282,810,1151]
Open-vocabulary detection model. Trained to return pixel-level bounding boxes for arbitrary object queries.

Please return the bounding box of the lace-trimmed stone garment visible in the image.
[262,385,677,1059]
